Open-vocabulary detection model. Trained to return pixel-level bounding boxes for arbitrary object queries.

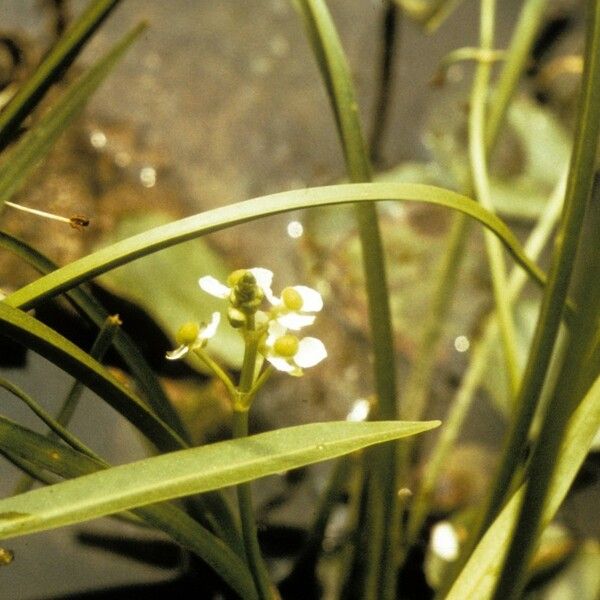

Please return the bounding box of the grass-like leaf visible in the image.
[0,420,439,540]
[0,0,121,150]
[4,182,547,311]
[0,230,189,441]
[0,415,255,599]
[446,371,600,600]
[0,301,186,453]
[0,22,145,208]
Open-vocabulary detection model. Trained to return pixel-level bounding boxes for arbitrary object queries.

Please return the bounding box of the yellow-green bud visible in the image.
[273,334,299,357]
[281,287,303,311]
[227,269,248,287]
[227,306,247,328]
[175,322,200,346]
[231,271,263,312]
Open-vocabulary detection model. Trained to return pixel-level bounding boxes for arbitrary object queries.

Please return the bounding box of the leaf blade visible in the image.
[0,420,439,540]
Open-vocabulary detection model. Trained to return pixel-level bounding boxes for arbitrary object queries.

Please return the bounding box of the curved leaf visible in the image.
[0,302,186,453]
[0,420,439,540]
[4,182,547,311]
[0,230,188,440]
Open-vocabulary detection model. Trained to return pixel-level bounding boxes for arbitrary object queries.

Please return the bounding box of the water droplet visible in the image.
[454,335,470,353]
[89,130,107,149]
[286,220,303,238]
[317,444,325,451]
[49,451,60,460]
[140,166,157,188]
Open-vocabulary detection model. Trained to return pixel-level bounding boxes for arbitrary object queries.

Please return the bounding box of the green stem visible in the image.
[232,408,274,600]
[469,0,520,396]
[485,0,550,148]
[481,0,600,554]
[369,1,401,164]
[407,170,566,544]
[232,315,274,600]
[492,10,600,588]
[293,3,399,596]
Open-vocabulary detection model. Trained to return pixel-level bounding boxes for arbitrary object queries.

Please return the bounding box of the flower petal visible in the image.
[265,320,287,345]
[266,355,296,373]
[199,276,230,298]
[277,313,316,330]
[201,312,221,340]
[166,345,189,360]
[249,268,275,302]
[293,286,323,312]
[294,337,327,368]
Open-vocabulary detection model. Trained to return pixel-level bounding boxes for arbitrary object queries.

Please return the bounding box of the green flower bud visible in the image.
[227,269,249,287]
[273,334,299,358]
[231,271,264,312]
[175,322,200,346]
[227,306,247,328]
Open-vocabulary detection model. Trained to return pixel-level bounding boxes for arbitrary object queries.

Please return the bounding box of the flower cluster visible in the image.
[166,268,327,377]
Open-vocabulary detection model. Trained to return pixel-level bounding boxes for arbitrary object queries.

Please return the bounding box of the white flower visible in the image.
[261,321,327,377]
[166,312,220,360]
[199,268,274,300]
[269,285,323,330]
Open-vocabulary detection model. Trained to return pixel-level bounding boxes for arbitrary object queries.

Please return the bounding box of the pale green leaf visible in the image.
[4,182,548,312]
[0,420,439,540]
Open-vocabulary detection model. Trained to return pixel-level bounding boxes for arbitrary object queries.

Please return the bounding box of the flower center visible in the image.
[273,334,299,357]
[281,287,303,311]
[175,322,200,346]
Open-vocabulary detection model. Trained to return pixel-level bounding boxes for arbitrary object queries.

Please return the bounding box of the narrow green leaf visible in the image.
[0,230,189,441]
[0,420,439,540]
[446,371,600,600]
[0,301,186,453]
[0,22,146,208]
[4,182,548,311]
[0,0,121,150]
[0,416,256,599]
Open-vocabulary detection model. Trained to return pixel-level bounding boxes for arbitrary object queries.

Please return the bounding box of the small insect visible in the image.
[69,215,90,230]
[3,201,90,230]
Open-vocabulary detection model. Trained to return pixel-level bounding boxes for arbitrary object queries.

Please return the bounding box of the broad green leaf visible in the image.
[0,420,439,540]
[0,301,186,453]
[0,0,121,150]
[0,22,145,208]
[0,415,254,599]
[446,372,600,600]
[98,212,244,370]
[4,182,548,311]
